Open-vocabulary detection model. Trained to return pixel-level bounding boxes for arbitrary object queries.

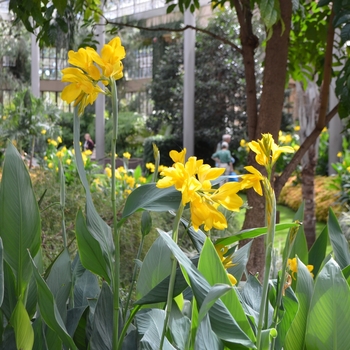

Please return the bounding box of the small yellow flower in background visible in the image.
[123,152,131,159]
[285,134,292,144]
[126,176,135,188]
[279,135,286,143]
[41,129,47,135]
[123,189,132,198]
[105,167,112,178]
[2,115,7,120]
[240,139,246,147]
[47,138,51,143]
[322,127,327,132]
[48,162,54,169]
[44,156,48,161]
[50,140,58,147]
[84,149,92,156]
[72,149,75,155]
[57,136,62,144]
[146,163,155,173]
[287,257,314,279]
[293,145,300,151]
[117,166,126,174]
[66,159,72,165]
[337,152,342,157]
[61,146,67,153]
[55,167,59,172]
[343,161,346,166]
[215,244,237,285]
[139,176,147,183]
[56,151,63,159]
[347,166,350,172]
[294,125,300,131]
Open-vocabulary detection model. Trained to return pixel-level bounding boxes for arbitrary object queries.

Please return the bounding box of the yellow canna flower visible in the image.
[67,48,101,81]
[41,129,47,135]
[322,127,327,132]
[87,37,125,80]
[287,258,314,279]
[61,146,67,153]
[123,189,132,198]
[294,125,300,131]
[84,149,92,156]
[57,136,62,144]
[240,166,264,196]
[347,166,350,172]
[126,176,135,188]
[285,134,292,144]
[2,115,7,120]
[240,139,246,147]
[44,156,48,161]
[61,67,105,115]
[123,152,131,159]
[170,149,187,164]
[48,162,54,169]
[66,159,72,165]
[337,152,342,157]
[293,145,300,151]
[158,165,168,173]
[50,140,58,147]
[157,152,243,231]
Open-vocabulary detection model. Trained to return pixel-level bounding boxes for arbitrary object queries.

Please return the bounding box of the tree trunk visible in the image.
[238,0,292,276]
[301,145,317,249]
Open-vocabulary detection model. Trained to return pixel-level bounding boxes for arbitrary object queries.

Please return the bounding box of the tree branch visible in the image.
[274,103,338,198]
[96,13,243,54]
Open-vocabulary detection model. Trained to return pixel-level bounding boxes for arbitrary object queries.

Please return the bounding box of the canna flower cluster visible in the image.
[61,37,125,115]
[157,149,243,231]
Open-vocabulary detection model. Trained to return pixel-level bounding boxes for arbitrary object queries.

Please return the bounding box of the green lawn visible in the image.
[236,194,327,250]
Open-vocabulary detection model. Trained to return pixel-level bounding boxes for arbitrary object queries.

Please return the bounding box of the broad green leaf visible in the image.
[74,269,100,308]
[89,283,113,350]
[0,326,16,350]
[136,309,177,350]
[198,238,255,342]
[0,143,41,295]
[308,226,328,276]
[122,183,182,218]
[32,317,48,350]
[159,230,255,348]
[73,112,114,271]
[284,258,314,350]
[75,209,111,283]
[195,314,223,350]
[305,258,350,350]
[215,223,298,246]
[227,241,252,283]
[10,299,34,350]
[1,261,17,320]
[46,248,72,323]
[53,0,67,15]
[141,210,152,237]
[169,301,191,350]
[135,266,188,305]
[328,208,350,269]
[275,287,298,350]
[136,236,173,300]
[0,238,3,306]
[197,283,232,325]
[180,217,206,252]
[30,255,78,350]
[341,23,350,44]
[72,307,89,349]
[66,306,88,337]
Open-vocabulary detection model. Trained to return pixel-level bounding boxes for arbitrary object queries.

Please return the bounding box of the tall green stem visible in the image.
[256,179,276,349]
[110,79,121,350]
[159,203,184,349]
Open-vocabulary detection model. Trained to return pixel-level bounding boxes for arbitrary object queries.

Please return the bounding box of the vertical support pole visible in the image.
[95,18,106,164]
[183,10,195,157]
[31,33,40,98]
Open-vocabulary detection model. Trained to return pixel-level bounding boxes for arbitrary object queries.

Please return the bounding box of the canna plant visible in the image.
[0,36,350,350]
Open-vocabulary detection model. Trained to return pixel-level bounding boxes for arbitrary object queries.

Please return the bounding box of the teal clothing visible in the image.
[212,149,232,164]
